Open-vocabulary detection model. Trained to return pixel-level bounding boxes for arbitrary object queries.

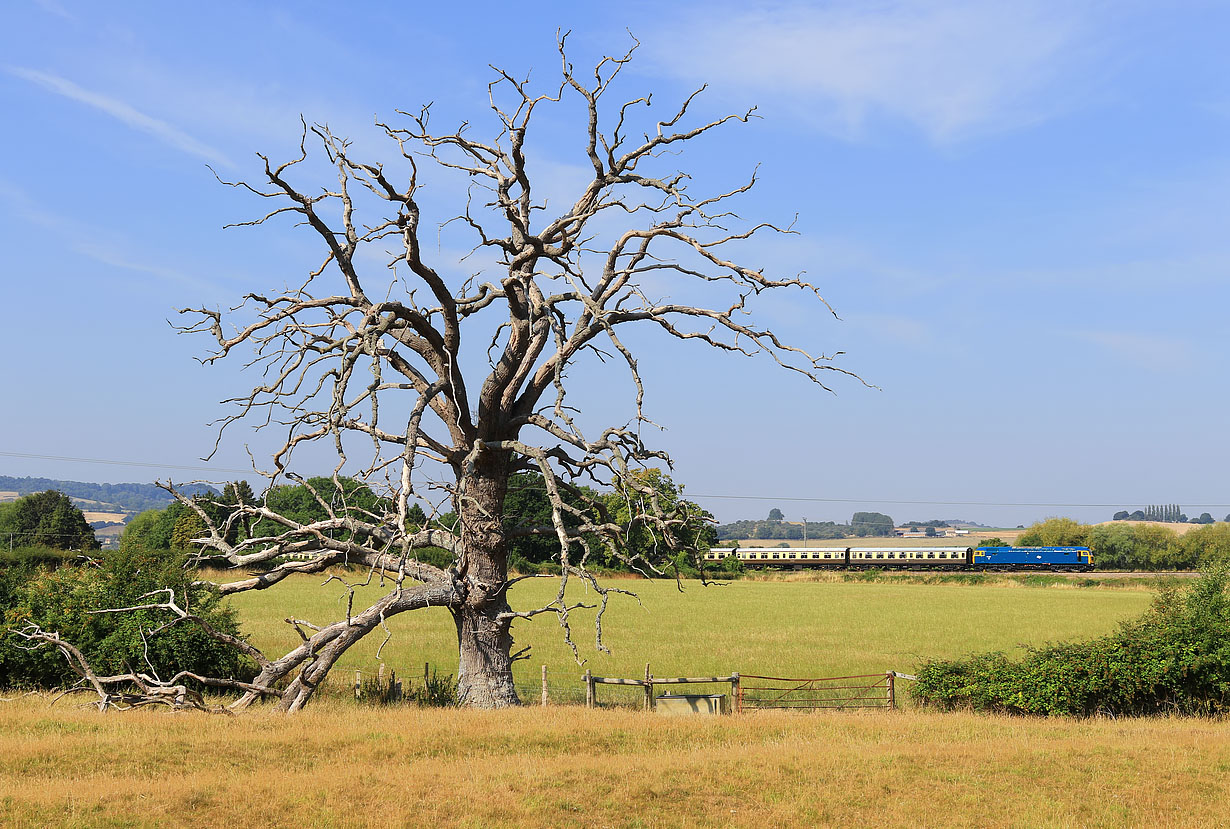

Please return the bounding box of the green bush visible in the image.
[0,545,76,569]
[1016,517,1088,548]
[715,551,745,576]
[1179,523,1230,569]
[912,567,1230,716]
[0,542,256,690]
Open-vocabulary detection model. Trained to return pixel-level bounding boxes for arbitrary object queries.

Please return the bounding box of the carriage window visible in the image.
[927,552,935,559]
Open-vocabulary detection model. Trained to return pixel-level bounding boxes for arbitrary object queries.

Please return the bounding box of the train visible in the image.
[702,545,1094,572]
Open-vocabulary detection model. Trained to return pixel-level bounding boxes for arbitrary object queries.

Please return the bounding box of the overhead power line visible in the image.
[0,451,253,476]
[4,450,1226,509]
[690,494,1230,508]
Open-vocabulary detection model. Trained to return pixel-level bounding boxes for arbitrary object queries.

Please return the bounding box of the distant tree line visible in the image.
[119,469,717,577]
[0,476,218,514]
[715,509,895,540]
[1111,505,1226,524]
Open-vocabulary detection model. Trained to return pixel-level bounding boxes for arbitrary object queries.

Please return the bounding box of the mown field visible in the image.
[222,571,1158,704]
[1,700,1228,827]
[730,530,1024,548]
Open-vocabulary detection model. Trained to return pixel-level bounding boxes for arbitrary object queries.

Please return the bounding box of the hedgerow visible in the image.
[0,542,256,690]
[912,566,1230,716]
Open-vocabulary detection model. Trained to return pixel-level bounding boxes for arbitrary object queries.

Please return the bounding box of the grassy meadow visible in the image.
[223,570,1157,704]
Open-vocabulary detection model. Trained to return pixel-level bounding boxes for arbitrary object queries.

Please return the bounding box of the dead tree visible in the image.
[141,36,855,711]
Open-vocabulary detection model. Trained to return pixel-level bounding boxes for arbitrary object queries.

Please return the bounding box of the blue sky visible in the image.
[2,0,1228,527]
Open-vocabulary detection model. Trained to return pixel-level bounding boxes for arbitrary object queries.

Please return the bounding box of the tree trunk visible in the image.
[453,450,521,708]
[453,600,519,707]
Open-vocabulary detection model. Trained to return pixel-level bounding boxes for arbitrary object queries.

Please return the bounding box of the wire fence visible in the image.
[288,663,912,712]
[737,673,904,711]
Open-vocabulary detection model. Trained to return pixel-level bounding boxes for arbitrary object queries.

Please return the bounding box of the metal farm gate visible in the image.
[736,672,910,712]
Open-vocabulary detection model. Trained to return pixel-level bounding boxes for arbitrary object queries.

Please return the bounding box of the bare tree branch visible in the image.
[81,33,861,711]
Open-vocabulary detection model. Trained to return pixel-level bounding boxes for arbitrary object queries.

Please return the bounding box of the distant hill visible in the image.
[0,476,219,515]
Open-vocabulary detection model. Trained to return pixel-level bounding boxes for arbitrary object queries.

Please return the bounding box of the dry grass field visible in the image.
[1093,520,1206,536]
[81,511,128,524]
[732,530,1024,549]
[0,699,1226,827]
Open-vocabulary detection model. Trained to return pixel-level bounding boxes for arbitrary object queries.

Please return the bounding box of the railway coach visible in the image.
[702,545,1093,572]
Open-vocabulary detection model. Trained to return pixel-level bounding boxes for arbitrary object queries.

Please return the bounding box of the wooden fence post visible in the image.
[584,669,594,709]
[541,664,549,707]
[644,663,653,711]
[354,670,361,700]
[731,672,740,714]
[887,671,895,710]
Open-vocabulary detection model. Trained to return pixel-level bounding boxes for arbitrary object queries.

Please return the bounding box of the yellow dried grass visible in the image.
[0,699,1226,827]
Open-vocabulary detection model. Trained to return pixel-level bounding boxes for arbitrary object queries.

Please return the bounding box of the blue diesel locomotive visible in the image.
[702,545,1093,572]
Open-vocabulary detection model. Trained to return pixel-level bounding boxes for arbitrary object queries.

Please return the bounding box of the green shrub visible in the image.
[0,545,76,569]
[1016,517,1088,548]
[912,567,1230,716]
[0,542,257,690]
[1180,523,1230,569]
[715,551,745,576]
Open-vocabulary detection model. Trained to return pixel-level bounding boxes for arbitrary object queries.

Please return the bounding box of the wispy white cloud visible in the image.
[1076,330,1193,371]
[0,178,222,295]
[6,66,235,168]
[648,0,1102,142]
[31,0,75,21]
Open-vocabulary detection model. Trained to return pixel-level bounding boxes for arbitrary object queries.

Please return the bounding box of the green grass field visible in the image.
[226,571,1155,703]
